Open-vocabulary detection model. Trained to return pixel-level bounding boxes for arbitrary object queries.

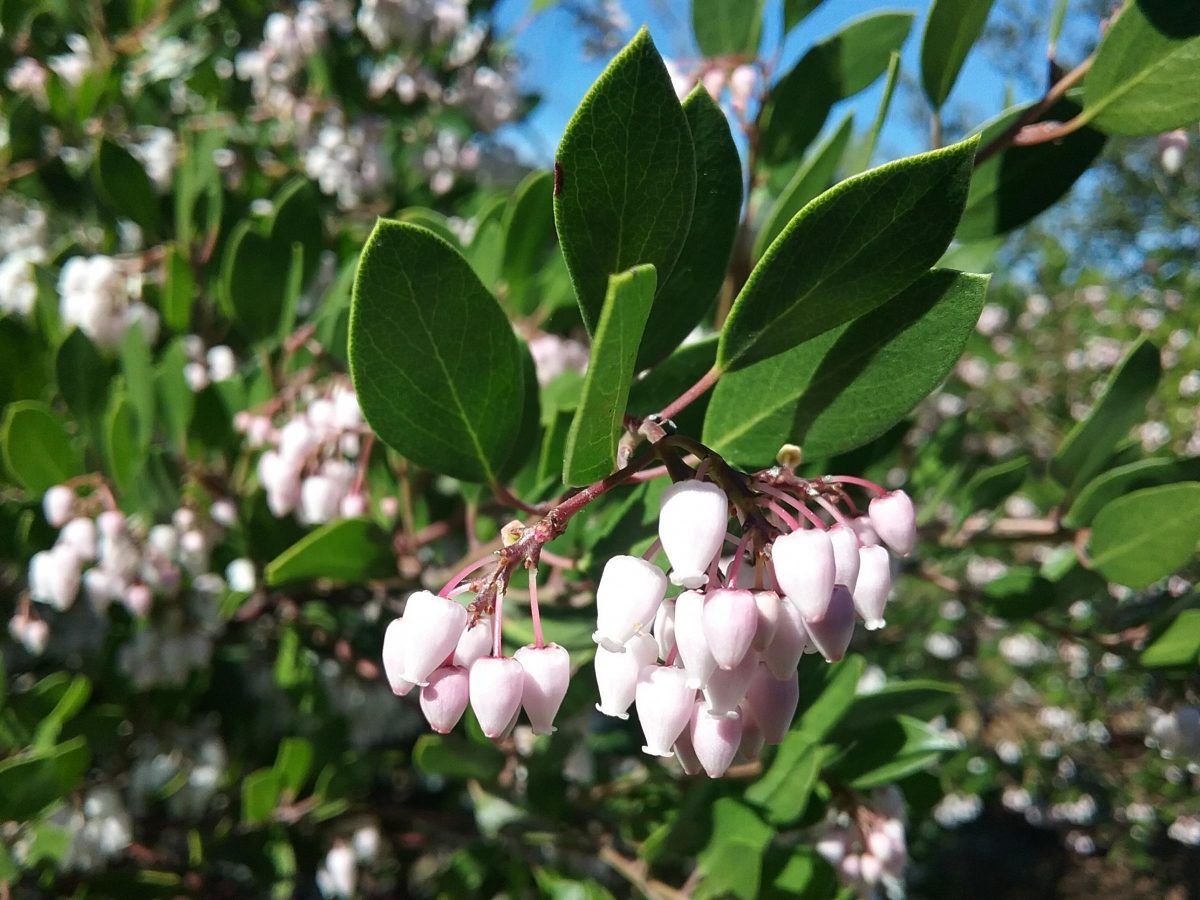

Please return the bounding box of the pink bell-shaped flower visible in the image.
[653,598,676,661]
[868,490,916,557]
[515,643,571,735]
[854,545,892,630]
[689,699,743,777]
[469,656,525,739]
[828,524,861,589]
[849,515,880,547]
[43,485,74,528]
[744,663,799,743]
[594,632,658,718]
[751,590,781,650]
[702,588,757,670]
[400,591,468,686]
[674,590,717,689]
[734,702,765,763]
[673,704,704,775]
[771,529,835,620]
[593,555,667,652]
[635,665,696,757]
[658,480,728,588]
[804,585,857,662]
[703,650,759,718]
[420,665,470,733]
[763,595,808,678]
[381,618,415,696]
[453,617,493,669]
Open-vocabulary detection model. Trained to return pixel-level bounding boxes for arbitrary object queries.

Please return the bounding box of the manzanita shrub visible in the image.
[1,0,1199,896]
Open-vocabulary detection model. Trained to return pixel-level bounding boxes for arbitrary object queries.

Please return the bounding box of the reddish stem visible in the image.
[764,499,800,532]
[655,365,721,423]
[812,494,852,529]
[527,563,544,649]
[641,537,663,561]
[726,531,753,585]
[830,475,886,497]
[492,588,505,658]
[438,554,494,598]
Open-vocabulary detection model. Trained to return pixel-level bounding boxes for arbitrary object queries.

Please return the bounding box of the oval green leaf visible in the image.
[265,518,398,586]
[1,401,83,492]
[1089,483,1200,589]
[692,0,765,57]
[1064,457,1200,528]
[349,220,526,483]
[920,0,997,109]
[719,136,978,370]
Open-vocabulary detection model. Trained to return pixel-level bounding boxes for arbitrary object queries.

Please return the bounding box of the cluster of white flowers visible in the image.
[240,380,369,522]
[815,788,908,893]
[57,255,159,350]
[304,113,391,210]
[0,199,48,318]
[416,128,481,196]
[34,787,132,873]
[21,485,239,661]
[1168,815,1200,846]
[1147,706,1200,759]
[932,791,984,828]
[357,0,467,49]
[449,63,521,131]
[6,56,50,103]
[48,34,95,88]
[128,127,178,193]
[182,336,238,392]
[128,728,228,820]
[315,828,383,899]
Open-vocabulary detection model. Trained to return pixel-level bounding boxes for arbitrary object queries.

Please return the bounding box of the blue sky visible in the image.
[492,0,1100,167]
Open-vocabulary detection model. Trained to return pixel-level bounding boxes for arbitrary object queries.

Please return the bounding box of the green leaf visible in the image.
[638,88,742,368]
[627,335,718,437]
[746,737,832,826]
[57,329,113,443]
[220,222,293,340]
[1051,338,1161,492]
[1064,457,1200,528]
[105,392,142,494]
[754,113,854,263]
[162,245,194,333]
[94,137,160,235]
[241,768,282,825]
[759,12,914,167]
[120,323,156,453]
[413,733,505,781]
[32,675,91,749]
[0,318,52,407]
[553,28,696,336]
[1089,483,1200,589]
[793,654,865,742]
[768,848,837,899]
[265,519,397,586]
[692,0,765,57]
[156,338,195,450]
[696,799,773,900]
[1,401,83,492]
[825,714,959,789]
[784,0,827,33]
[957,98,1106,241]
[834,680,960,734]
[0,737,90,821]
[274,737,314,793]
[563,265,657,485]
[1140,609,1200,667]
[707,270,986,467]
[1082,0,1200,135]
[853,51,900,172]
[349,221,526,483]
[920,0,997,109]
[720,137,978,370]
[956,456,1030,527]
[501,170,554,306]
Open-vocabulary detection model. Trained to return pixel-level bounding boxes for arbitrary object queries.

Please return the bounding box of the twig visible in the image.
[975,55,1094,166]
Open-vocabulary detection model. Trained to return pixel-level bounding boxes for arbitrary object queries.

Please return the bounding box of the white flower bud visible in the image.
[469,656,525,738]
[594,632,657,719]
[30,546,82,610]
[689,698,743,777]
[635,664,695,757]
[205,345,236,382]
[658,480,728,588]
[340,493,367,519]
[184,361,210,392]
[210,498,237,528]
[653,597,677,662]
[703,649,758,718]
[453,618,493,669]
[751,590,781,651]
[317,842,357,899]
[772,529,835,619]
[868,490,916,557]
[59,517,97,561]
[804,585,857,662]
[674,589,717,689]
[279,417,317,464]
[420,665,470,733]
[515,643,571,735]
[400,591,467,685]
[225,558,256,593]
[84,566,122,612]
[1160,129,1189,175]
[744,663,799,744]
[123,583,153,617]
[828,523,861,589]
[300,475,346,525]
[854,545,892,630]
[179,529,209,575]
[673,704,704,775]
[97,510,126,539]
[592,555,667,651]
[849,515,880,547]
[42,485,74,527]
[763,594,808,678]
[702,588,757,670]
[381,617,415,696]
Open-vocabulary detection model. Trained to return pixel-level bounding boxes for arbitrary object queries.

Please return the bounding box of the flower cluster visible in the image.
[587,476,914,776]
[182,336,237,392]
[304,113,391,210]
[0,199,47,318]
[240,380,372,522]
[58,255,159,351]
[814,788,908,894]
